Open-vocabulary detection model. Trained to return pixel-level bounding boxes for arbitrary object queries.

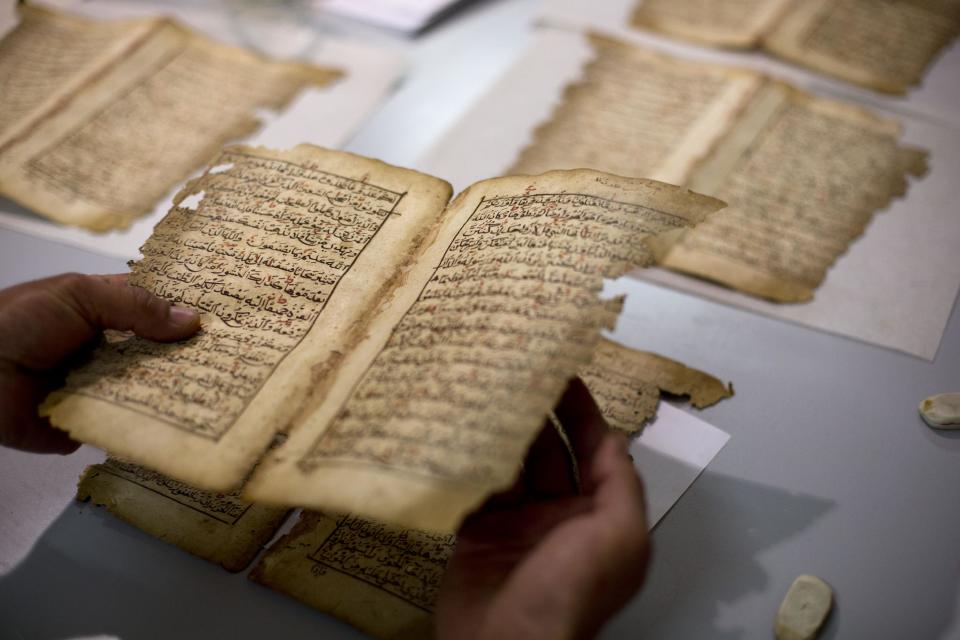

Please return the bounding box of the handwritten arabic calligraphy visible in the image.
[310,514,454,611]
[61,149,403,439]
[99,458,250,524]
[300,190,689,484]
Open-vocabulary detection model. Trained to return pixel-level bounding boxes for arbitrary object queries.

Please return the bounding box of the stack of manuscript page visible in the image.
[0,6,340,230]
[509,35,928,304]
[630,0,960,94]
[47,143,726,534]
[75,334,730,637]
[76,458,290,572]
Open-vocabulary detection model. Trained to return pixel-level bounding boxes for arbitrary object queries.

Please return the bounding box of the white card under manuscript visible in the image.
[635,403,730,528]
[418,28,960,360]
[0,0,404,259]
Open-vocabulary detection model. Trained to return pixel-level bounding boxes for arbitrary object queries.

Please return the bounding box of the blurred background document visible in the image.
[0,0,405,258]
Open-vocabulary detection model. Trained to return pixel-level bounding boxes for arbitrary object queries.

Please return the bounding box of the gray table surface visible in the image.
[2,1,959,638]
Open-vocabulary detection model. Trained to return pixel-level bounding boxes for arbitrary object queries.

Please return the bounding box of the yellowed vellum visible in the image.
[581,338,733,433]
[765,0,960,95]
[0,6,156,138]
[77,458,289,572]
[43,145,452,491]
[0,7,341,231]
[510,35,928,303]
[631,0,795,48]
[510,34,762,187]
[662,83,928,303]
[251,512,454,640]
[246,170,724,532]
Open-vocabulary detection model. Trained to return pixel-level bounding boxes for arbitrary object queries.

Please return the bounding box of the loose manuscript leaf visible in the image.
[580,338,733,433]
[510,34,762,186]
[764,0,960,95]
[250,511,454,640]
[630,0,794,48]
[0,6,149,137]
[77,458,289,572]
[510,35,927,303]
[663,84,929,302]
[0,6,342,230]
[628,0,960,93]
[245,169,724,532]
[43,144,453,491]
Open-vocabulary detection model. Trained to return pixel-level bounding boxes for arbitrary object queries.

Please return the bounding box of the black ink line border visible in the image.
[305,519,441,614]
[93,465,252,525]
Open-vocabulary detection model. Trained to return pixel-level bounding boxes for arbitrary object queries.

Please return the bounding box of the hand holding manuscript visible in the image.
[73,336,730,572]
[48,143,725,534]
[0,6,341,230]
[73,336,730,638]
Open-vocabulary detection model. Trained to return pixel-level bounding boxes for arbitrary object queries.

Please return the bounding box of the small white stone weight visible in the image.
[919,392,960,429]
[775,574,833,640]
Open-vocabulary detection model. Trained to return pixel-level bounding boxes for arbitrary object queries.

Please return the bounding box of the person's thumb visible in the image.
[59,273,201,342]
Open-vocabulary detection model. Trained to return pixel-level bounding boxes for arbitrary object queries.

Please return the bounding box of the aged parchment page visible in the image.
[249,345,729,637]
[246,171,724,532]
[510,35,762,187]
[508,36,927,303]
[630,0,794,48]
[581,337,732,433]
[0,7,341,230]
[249,392,731,638]
[418,29,958,358]
[77,458,289,572]
[765,0,960,95]
[0,4,403,260]
[661,83,928,302]
[43,145,452,491]
[537,1,960,130]
[0,6,155,137]
[251,511,453,640]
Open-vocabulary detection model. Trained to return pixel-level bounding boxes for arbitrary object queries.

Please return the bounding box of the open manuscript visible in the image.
[511,34,928,303]
[630,0,960,94]
[75,335,730,637]
[0,6,340,230]
[46,143,725,534]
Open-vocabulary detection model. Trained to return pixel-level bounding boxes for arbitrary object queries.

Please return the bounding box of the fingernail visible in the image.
[169,306,199,326]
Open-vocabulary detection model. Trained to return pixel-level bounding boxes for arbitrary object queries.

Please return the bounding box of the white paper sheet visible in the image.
[315,0,462,33]
[418,28,960,360]
[634,403,730,529]
[0,445,105,574]
[0,1,405,259]
[538,0,960,130]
